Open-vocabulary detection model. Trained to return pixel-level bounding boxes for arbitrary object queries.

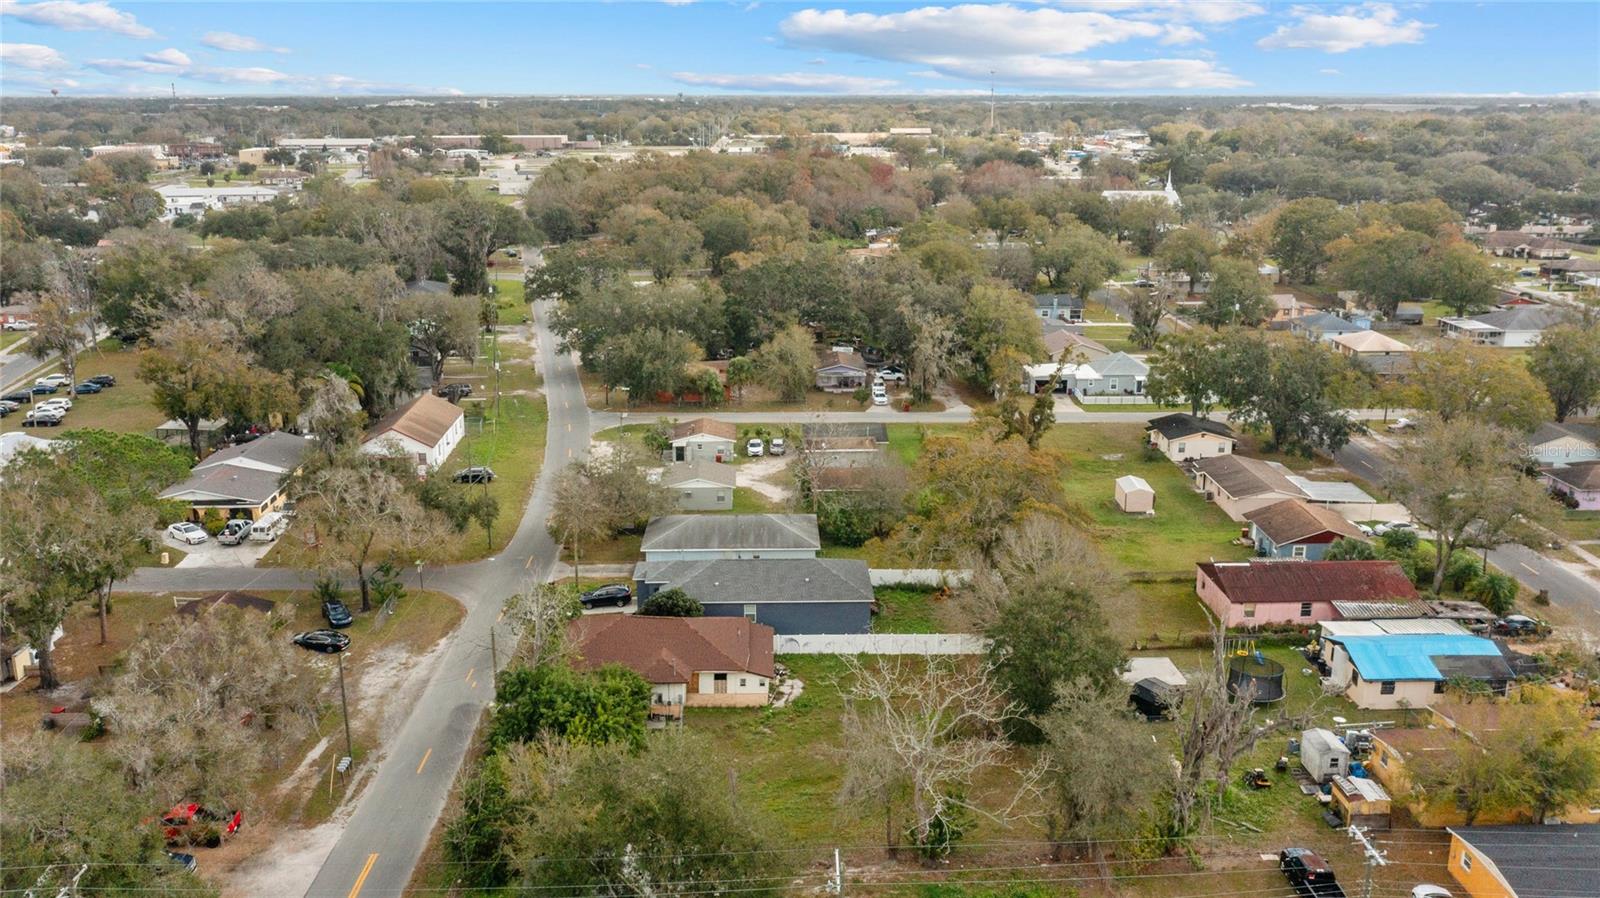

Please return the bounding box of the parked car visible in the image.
[1,391,32,404]
[72,381,103,395]
[292,629,350,654]
[322,596,354,629]
[579,584,632,609]
[453,466,496,484]
[1280,848,1346,898]
[769,437,786,456]
[217,519,253,546]
[37,397,71,412]
[87,374,117,387]
[877,366,907,383]
[0,399,18,415]
[36,374,69,388]
[29,383,58,395]
[3,320,36,332]
[166,522,209,545]
[1356,523,1375,537]
[872,389,889,406]
[22,408,63,427]
[1386,417,1416,432]
[745,438,764,457]
[435,383,472,402]
[165,851,198,873]
[1492,614,1546,637]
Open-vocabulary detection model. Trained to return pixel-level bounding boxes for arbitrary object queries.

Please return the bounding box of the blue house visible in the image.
[632,557,874,634]
[1243,498,1365,560]
[1291,311,1370,342]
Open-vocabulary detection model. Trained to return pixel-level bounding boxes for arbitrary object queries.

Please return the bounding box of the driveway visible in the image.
[168,535,277,569]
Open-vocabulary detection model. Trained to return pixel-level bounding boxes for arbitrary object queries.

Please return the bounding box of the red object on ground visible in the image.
[51,706,67,714]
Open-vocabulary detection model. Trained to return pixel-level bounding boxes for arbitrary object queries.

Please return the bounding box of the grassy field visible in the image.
[1,340,166,438]
[1553,509,1600,543]
[429,393,548,561]
[0,331,28,352]
[1042,423,1250,577]
[488,275,528,323]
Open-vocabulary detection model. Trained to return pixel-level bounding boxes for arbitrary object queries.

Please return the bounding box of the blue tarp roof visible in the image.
[1330,634,1504,681]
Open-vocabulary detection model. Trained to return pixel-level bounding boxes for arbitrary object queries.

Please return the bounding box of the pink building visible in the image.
[1541,462,1600,511]
[1196,560,1419,629]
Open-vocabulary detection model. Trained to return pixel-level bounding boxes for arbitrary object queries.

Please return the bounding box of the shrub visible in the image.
[817,501,874,547]
[637,588,702,617]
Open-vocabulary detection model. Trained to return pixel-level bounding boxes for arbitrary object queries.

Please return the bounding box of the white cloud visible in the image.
[144,47,190,66]
[931,54,1248,90]
[1320,67,1342,75]
[0,41,70,69]
[1054,1,1265,25]
[1159,24,1205,44]
[1258,3,1432,53]
[782,5,1163,58]
[669,71,900,93]
[633,62,653,69]
[778,4,1248,90]
[0,0,153,37]
[200,31,289,53]
[806,57,827,65]
[87,57,181,74]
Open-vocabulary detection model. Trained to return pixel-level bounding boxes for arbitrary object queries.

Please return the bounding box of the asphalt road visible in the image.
[293,301,587,898]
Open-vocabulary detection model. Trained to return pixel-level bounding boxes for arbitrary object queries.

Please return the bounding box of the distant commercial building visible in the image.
[154,184,280,220]
[431,134,570,151]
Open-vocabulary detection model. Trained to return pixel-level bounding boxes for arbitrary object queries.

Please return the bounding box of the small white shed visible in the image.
[1301,728,1351,784]
[1114,475,1155,513]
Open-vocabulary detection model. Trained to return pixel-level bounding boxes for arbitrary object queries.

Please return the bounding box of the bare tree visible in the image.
[297,372,366,453]
[837,656,1027,860]
[294,452,439,612]
[1167,624,1298,842]
[93,606,323,803]
[503,580,582,670]
[25,292,90,386]
[905,305,958,403]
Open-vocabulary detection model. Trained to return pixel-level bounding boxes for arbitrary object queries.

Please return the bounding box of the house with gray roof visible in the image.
[1438,305,1574,347]
[660,459,737,511]
[633,557,873,634]
[1290,311,1369,342]
[1447,826,1600,897]
[1033,293,1086,322]
[1527,421,1600,466]
[1080,351,1148,396]
[639,514,820,561]
[159,432,312,521]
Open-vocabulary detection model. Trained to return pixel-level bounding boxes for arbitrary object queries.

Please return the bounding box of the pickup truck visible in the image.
[1280,848,1347,898]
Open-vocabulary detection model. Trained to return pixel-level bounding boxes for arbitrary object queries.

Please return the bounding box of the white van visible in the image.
[249,511,288,542]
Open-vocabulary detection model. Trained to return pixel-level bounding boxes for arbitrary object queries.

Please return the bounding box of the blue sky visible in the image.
[2,1,1597,98]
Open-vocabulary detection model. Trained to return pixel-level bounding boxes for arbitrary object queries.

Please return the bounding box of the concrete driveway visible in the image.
[168,534,278,568]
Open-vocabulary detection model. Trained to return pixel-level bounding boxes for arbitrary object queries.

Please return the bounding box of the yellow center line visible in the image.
[566,447,573,457]
[347,853,378,898]
[470,679,478,689]
[464,667,475,683]
[565,422,572,432]
[497,607,506,622]
[416,748,432,775]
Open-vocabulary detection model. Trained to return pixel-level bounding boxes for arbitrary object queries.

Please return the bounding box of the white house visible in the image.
[1101,171,1181,207]
[569,614,775,719]
[668,417,737,463]
[1438,306,1574,348]
[361,393,465,471]
[1527,422,1600,466]
[1145,413,1236,463]
[155,184,280,220]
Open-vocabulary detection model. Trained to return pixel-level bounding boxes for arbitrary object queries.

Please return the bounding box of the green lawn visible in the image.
[871,585,947,634]
[489,276,528,323]
[1553,510,1600,543]
[1077,326,1139,353]
[0,331,28,352]
[1042,423,1250,577]
[1,340,166,439]
[430,394,547,562]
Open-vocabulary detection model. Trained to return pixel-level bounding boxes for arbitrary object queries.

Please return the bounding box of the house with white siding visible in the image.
[1527,422,1600,466]
[360,393,464,471]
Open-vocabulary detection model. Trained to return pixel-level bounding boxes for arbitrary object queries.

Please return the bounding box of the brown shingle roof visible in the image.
[670,417,737,442]
[816,349,866,372]
[1197,560,1419,606]
[366,393,463,449]
[1193,455,1305,499]
[1245,499,1365,545]
[1542,461,1600,491]
[568,614,775,683]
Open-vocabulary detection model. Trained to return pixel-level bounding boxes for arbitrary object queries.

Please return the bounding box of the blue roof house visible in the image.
[1322,633,1512,709]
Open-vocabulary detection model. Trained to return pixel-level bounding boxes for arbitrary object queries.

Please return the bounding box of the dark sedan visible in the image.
[73,381,104,394]
[29,383,58,395]
[2,391,32,404]
[291,630,350,654]
[87,374,117,387]
[579,584,633,609]
[322,597,354,629]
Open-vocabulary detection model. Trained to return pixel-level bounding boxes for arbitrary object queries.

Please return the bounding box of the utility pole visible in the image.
[336,650,354,766]
[1347,825,1387,898]
[827,848,842,896]
[489,626,499,691]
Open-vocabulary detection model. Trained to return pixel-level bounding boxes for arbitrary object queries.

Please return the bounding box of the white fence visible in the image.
[1077,395,1158,405]
[868,568,973,587]
[775,634,987,655]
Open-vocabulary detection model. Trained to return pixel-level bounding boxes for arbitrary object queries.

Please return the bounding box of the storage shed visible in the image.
[1330,775,1391,829]
[1301,728,1351,783]
[1114,475,1155,513]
